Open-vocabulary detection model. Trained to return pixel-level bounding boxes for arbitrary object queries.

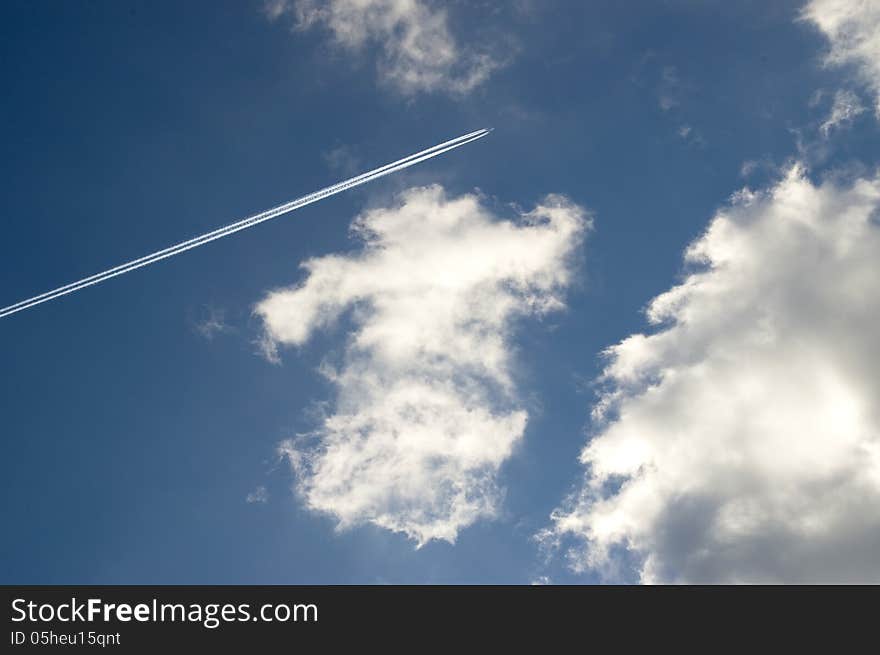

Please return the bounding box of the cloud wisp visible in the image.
[0,129,489,319]
[546,166,880,583]
[266,0,503,96]
[802,0,880,116]
[819,89,866,135]
[193,306,232,341]
[257,185,588,545]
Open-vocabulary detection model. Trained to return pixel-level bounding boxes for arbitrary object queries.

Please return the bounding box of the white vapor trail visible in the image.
[0,128,491,319]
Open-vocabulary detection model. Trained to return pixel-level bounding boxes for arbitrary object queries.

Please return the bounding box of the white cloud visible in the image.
[257,185,588,545]
[548,167,880,583]
[266,0,502,95]
[820,89,866,135]
[802,0,880,115]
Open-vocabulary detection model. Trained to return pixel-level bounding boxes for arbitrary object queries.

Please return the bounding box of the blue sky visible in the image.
[2,1,879,583]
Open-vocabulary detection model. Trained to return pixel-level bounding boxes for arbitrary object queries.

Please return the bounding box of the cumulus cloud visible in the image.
[548,167,880,583]
[802,0,880,115]
[265,0,502,95]
[257,185,588,545]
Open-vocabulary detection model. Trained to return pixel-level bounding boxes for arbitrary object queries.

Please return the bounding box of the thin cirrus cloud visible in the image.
[802,0,880,115]
[819,88,866,136]
[264,0,503,96]
[545,167,880,583]
[255,185,588,546]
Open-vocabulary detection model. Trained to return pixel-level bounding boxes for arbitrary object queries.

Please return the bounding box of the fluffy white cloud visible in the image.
[802,0,880,115]
[265,0,501,95]
[548,167,880,583]
[257,185,588,545]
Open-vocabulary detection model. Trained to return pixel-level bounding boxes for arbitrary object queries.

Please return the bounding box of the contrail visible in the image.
[0,128,491,319]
